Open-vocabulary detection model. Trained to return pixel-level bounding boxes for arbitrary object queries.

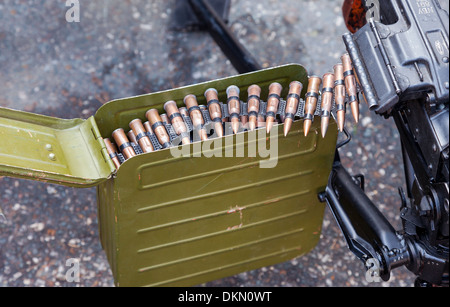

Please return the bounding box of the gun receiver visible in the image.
[329,0,449,286]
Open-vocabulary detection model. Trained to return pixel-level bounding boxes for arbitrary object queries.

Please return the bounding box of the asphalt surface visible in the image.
[0,0,425,287]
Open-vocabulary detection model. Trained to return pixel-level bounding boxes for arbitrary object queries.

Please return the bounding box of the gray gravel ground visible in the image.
[0,0,427,287]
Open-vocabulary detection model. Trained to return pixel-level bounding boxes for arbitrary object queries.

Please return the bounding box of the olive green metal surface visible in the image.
[0,107,115,187]
[95,64,338,287]
[0,64,338,287]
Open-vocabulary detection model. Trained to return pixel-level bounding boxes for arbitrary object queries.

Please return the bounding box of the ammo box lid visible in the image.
[0,64,309,188]
[0,107,115,187]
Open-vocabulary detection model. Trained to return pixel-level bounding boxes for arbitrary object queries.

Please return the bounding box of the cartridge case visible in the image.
[303,76,322,137]
[226,85,241,134]
[112,128,137,160]
[145,109,172,149]
[179,107,189,118]
[164,101,191,145]
[160,113,170,126]
[103,138,121,169]
[283,81,303,137]
[341,53,359,123]
[320,73,336,138]
[333,64,346,132]
[204,88,224,138]
[184,94,208,141]
[127,130,138,145]
[266,82,283,133]
[199,105,208,118]
[129,119,155,153]
[143,121,154,136]
[246,85,261,131]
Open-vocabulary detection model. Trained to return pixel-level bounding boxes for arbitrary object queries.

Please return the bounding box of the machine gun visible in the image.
[187,0,449,286]
[333,0,449,286]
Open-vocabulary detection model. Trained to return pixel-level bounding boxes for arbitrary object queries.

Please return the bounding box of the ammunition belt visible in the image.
[107,54,362,168]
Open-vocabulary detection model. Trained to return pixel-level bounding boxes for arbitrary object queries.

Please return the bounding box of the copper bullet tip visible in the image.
[284,119,292,137]
[266,117,275,134]
[321,117,330,139]
[304,120,312,137]
[231,120,240,135]
[248,120,256,132]
[351,101,360,124]
[337,112,345,132]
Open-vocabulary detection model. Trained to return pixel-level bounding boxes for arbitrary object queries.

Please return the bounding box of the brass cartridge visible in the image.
[129,119,155,153]
[112,128,137,160]
[303,76,322,137]
[247,84,261,131]
[204,88,224,138]
[184,94,208,141]
[127,130,138,145]
[226,85,241,134]
[283,81,303,137]
[160,113,170,126]
[266,82,283,133]
[342,53,359,123]
[143,121,154,136]
[320,73,336,138]
[164,100,191,145]
[179,107,189,118]
[104,138,121,169]
[333,63,346,132]
[145,109,172,149]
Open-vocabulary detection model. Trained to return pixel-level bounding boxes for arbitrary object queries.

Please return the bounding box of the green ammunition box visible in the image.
[0,64,338,287]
